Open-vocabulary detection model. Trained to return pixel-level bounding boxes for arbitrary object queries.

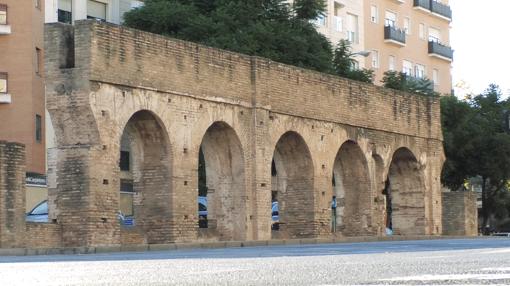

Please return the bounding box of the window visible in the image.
[35,48,42,75]
[35,115,42,143]
[370,5,378,23]
[334,16,342,32]
[415,64,425,79]
[419,23,425,39]
[388,55,396,71]
[385,11,396,27]
[402,60,413,76]
[351,60,360,70]
[58,0,72,24]
[333,2,342,32]
[0,4,7,25]
[120,151,130,171]
[433,69,439,85]
[87,0,107,21]
[371,50,379,69]
[346,13,359,43]
[35,0,41,9]
[0,72,7,93]
[403,17,411,34]
[428,27,441,42]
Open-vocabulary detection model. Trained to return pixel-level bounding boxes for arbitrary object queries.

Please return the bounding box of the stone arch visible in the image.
[198,121,246,241]
[332,140,372,236]
[271,131,315,238]
[118,110,173,244]
[386,147,426,235]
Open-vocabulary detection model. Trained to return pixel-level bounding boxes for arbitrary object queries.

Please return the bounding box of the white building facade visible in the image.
[45,0,143,24]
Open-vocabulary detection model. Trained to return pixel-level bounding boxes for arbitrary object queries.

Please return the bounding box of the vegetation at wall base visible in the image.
[382,70,438,97]
[441,84,510,230]
[332,39,374,83]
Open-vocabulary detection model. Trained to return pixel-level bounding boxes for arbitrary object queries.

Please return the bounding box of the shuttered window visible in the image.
[87,0,107,21]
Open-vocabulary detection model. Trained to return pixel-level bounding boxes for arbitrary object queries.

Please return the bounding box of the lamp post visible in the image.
[350,50,371,57]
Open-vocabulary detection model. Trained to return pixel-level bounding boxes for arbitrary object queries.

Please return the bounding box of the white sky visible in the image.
[450,0,510,97]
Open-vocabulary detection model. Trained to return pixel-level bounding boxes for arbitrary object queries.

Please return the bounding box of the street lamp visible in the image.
[350,50,371,57]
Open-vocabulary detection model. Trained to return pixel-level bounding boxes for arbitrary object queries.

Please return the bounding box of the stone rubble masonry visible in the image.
[0,141,26,248]
[42,20,448,248]
[442,191,478,236]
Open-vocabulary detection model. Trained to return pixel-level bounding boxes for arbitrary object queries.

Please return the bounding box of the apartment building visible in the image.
[0,0,47,210]
[363,0,452,94]
[313,0,452,94]
[45,0,143,24]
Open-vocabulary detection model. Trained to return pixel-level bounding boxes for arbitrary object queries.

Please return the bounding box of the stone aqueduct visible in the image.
[44,21,444,247]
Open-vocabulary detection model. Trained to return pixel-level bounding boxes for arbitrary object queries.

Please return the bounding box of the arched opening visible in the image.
[386,147,426,235]
[198,122,246,241]
[271,131,315,239]
[118,110,172,244]
[332,141,372,236]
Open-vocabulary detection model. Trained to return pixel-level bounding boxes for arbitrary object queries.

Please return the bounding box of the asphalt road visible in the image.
[1,238,510,285]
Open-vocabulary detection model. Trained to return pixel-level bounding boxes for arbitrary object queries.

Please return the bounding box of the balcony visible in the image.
[428,41,453,61]
[0,93,11,104]
[0,23,11,35]
[384,25,406,47]
[431,1,452,20]
[413,0,430,11]
[414,0,452,21]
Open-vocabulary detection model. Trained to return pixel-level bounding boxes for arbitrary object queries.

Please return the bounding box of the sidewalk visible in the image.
[0,235,486,257]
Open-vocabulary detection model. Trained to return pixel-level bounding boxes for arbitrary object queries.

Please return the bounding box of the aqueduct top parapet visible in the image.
[46,20,441,143]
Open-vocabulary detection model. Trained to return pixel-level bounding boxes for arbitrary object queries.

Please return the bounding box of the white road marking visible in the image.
[479,248,510,254]
[381,273,510,281]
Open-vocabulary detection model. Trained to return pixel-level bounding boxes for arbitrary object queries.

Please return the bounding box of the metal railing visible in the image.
[428,40,453,60]
[384,25,406,45]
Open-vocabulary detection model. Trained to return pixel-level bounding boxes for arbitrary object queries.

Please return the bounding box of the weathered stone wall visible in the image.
[442,191,478,236]
[0,141,26,248]
[25,223,62,248]
[44,21,445,248]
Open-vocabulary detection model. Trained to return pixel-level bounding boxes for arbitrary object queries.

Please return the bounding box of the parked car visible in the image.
[198,196,208,228]
[26,200,49,223]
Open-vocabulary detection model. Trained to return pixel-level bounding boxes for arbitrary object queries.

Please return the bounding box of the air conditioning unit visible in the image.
[0,24,11,35]
[0,93,11,103]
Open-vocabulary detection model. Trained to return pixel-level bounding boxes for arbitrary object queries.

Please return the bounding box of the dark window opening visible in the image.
[119,151,130,171]
[58,9,72,24]
[35,114,42,143]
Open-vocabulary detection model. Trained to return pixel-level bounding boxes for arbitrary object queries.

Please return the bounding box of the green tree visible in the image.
[381,70,438,96]
[441,84,510,230]
[124,0,333,73]
[332,39,374,83]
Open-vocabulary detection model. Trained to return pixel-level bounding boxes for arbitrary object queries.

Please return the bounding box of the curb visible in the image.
[0,235,489,257]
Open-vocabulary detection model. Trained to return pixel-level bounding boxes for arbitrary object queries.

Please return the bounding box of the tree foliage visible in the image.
[124,0,333,72]
[382,70,438,96]
[332,39,374,83]
[441,84,510,229]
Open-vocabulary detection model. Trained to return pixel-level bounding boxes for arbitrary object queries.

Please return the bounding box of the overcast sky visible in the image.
[450,0,510,97]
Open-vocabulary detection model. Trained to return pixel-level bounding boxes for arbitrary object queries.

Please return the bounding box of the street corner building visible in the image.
[5,20,446,249]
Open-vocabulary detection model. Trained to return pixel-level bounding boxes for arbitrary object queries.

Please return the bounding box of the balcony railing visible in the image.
[384,25,406,46]
[428,41,453,61]
[431,0,452,20]
[413,0,430,10]
[414,0,452,21]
